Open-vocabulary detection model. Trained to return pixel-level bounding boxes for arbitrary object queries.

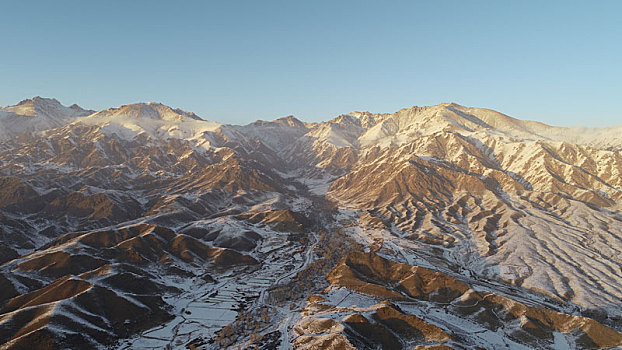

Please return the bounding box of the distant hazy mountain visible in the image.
[0,98,621,349]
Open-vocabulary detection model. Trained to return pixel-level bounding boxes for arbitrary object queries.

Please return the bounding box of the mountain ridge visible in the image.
[4,97,621,151]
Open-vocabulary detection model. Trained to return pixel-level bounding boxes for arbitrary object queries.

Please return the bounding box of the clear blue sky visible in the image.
[1,1,621,126]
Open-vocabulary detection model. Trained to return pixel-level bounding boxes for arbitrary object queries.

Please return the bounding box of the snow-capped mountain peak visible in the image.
[0,96,93,138]
[7,96,91,118]
[89,102,203,122]
[337,103,622,150]
[75,102,226,147]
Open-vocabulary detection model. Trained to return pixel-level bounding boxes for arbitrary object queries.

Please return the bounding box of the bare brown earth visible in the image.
[236,209,311,233]
[327,252,470,302]
[294,298,452,350]
[325,252,622,349]
[0,223,259,349]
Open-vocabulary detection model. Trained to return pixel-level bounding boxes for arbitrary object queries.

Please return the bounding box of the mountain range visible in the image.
[0,97,621,350]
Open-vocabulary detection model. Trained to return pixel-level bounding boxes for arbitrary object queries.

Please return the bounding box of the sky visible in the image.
[1,0,621,126]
